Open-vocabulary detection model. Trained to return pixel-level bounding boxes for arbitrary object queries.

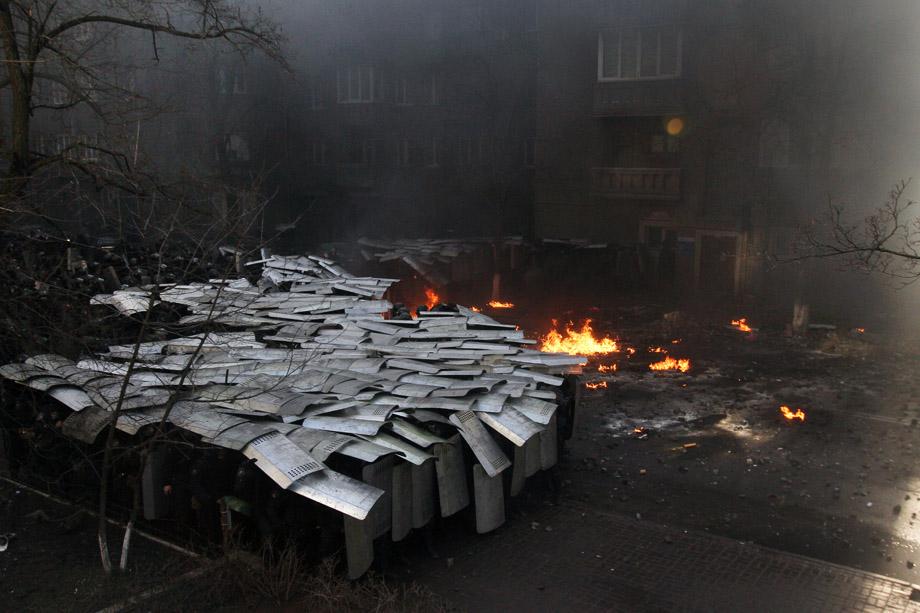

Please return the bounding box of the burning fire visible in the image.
[779,405,806,422]
[597,363,617,373]
[649,356,691,373]
[470,305,482,313]
[487,300,515,309]
[855,327,865,334]
[540,319,619,355]
[424,288,441,310]
[730,318,753,333]
[585,381,608,390]
[648,346,667,353]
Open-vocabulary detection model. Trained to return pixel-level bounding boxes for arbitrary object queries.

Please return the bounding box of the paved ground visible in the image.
[416,500,920,612]
[401,304,920,612]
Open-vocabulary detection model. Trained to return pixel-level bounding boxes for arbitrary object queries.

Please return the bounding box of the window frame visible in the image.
[597,26,682,82]
[337,66,375,104]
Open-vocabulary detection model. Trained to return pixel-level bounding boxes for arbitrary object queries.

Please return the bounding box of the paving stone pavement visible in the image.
[419,502,920,612]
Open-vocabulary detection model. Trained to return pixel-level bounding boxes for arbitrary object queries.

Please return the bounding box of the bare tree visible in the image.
[0,0,284,205]
[797,180,920,282]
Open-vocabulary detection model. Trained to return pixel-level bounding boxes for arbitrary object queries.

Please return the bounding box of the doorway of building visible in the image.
[697,233,738,295]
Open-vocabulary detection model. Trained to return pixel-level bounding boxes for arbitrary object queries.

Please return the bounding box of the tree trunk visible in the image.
[0,1,31,197]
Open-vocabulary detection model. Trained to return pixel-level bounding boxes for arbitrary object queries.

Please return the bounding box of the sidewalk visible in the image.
[416,502,920,612]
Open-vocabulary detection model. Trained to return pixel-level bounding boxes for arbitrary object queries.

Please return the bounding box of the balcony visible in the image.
[591,167,680,200]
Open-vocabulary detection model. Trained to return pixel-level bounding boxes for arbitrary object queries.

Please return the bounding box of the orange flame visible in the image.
[671,339,681,344]
[597,363,617,373]
[731,318,753,333]
[855,327,865,334]
[649,356,691,373]
[425,288,440,310]
[585,381,608,390]
[648,346,667,353]
[487,300,515,309]
[539,319,619,355]
[626,347,636,356]
[779,405,806,422]
[470,305,482,313]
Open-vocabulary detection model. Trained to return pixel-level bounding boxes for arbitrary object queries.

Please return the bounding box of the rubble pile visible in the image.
[0,254,583,577]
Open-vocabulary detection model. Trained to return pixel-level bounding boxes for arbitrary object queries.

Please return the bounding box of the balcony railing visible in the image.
[593,80,684,116]
[591,167,680,200]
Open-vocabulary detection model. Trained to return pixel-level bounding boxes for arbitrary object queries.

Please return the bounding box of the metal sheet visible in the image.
[208,420,287,451]
[539,413,559,470]
[433,435,469,517]
[471,393,508,413]
[390,462,412,542]
[360,432,433,465]
[48,386,94,412]
[309,433,354,462]
[479,406,543,447]
[524,433,541,478]
[289,469,384,520]
[243,430,325,489]
[473,464,505,534]
[24,354,75,371]
[510,443,526,497]
[362,457,394,539]
[448,410,510,477]
[116,407,167,435]
[301,416,385,436]
[510,396,558,425]
[171,403,250,442]
[61,406,110,444]
[344,514,375,580]
[387,419,448,448]
[411,460,436,529]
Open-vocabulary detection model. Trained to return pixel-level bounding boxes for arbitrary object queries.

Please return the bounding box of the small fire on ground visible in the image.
[597,363,617,373]
[649,356,691,373]
[540,319,619,355]
[487,300,515,309]
[585,381,608,390]
[779,405,806,422]
[731,318,753,333]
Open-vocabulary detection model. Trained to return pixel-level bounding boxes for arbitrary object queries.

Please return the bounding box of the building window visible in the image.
[54,134,73,157]
[457,137,473,165]
[309,78,327,110]
[523,0,539,32]
[220,134,250,162]
[311,141,327,165]
[427,75,439,105]
[478,135,493,164]
[49,82,69,106]
[395,77,411,105]
[598,26,681,81]
[426,137,441,167]
[337,66,375,103]
[232,72,248,94]
[79,135,99,162]
[342,137,376,165]
[759,119,790,168]
[217,68,247,95]
[524,137,536,167]
[395,138,413,166]
[424,12,443,40]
